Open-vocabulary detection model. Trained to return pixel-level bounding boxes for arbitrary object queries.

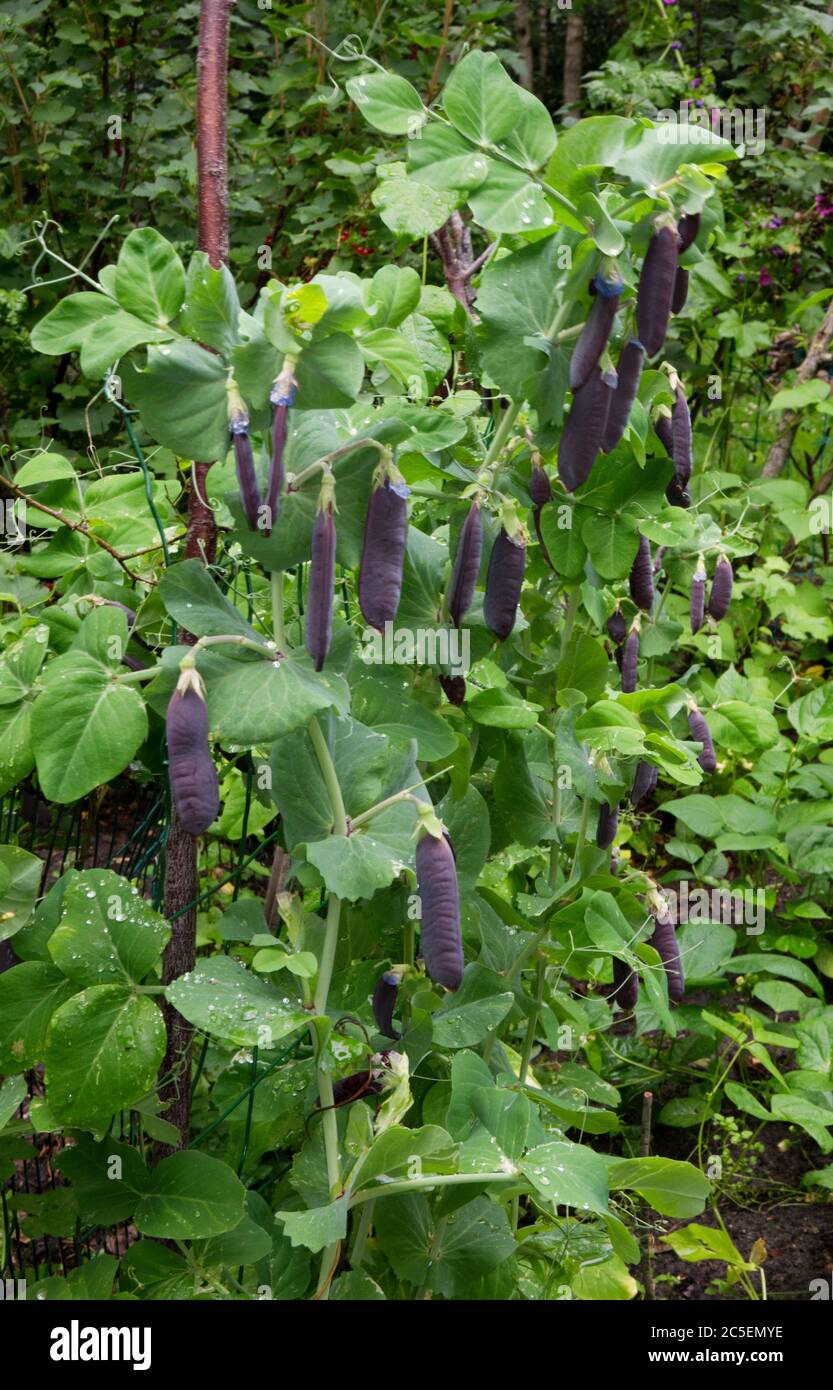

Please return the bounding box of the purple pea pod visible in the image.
[372,970,402,1040]
[629,534,654,612]
[305,477,337,672]
[688,702,717,774]
[653,409,674,457]
[166,678,220,837]
[529,456,553,507]
[671,266,689,314]
[121,653,146,672]
[691,554,707,634]
[649,913,685,1003]
[630,761,658,806]
[637,222,678,358]
[231,423,262,532]
[602,338,644,453]
[264,365,297,537]
[569,268,624,392]
[484,522,526,641]
[671,384,692,488]
[448,497,483,627]
[596,802,619,850]
[558,366,617,493]
[610,956,638,1011]
[416,827,463,990]
[359,463,410,632]
[621,618,640,694]
[607,606,627,646]
[707,554,733,621]
[677,211,701,254]
[330,1072,383,1107]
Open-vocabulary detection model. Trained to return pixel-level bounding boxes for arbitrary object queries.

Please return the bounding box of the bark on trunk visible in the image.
[158,0,229,1156]
[762,298,833,478]
[517,0,534,90]
[562,11,585,117]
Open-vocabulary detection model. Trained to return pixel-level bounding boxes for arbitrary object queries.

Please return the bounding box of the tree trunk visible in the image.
[537,1,550,104]
[562,11,584,118]
[517,0,534,90]
[762,297,833,478]
[158,0,230,1156]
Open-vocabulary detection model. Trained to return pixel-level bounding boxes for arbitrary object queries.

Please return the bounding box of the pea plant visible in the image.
[1,47,832,1303]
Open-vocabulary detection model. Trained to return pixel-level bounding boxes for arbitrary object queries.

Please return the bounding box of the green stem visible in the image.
[348,1170,518,1209]
[289,438,387,491]
[350,1199,375,1268]
[116,664,165,683]
[307,717,348,836]
[570,797,591,878]
[270,571,285,649]
[483,400,522,472]
[187,633,277,660]
[519,956,547,1088]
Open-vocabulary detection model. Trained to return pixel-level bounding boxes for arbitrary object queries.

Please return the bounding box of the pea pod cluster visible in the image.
[558,366,617,492]
[636,221,678,358]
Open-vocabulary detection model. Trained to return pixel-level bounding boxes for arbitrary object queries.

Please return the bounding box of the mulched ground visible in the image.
[650,1120,833,1301]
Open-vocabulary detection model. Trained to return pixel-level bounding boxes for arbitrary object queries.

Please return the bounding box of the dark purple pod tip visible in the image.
[530,458,553,507]
[596,802,619,850]
[707,555,733,621]
[439,673,466,706]
[607,606,627,646]
[677,211,701,254]
[372,971,401,1040]
[630,760,658,807]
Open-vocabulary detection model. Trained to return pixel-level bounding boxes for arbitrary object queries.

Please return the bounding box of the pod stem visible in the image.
[289,438,389,492]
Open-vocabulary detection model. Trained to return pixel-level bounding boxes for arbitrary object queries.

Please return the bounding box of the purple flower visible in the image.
[768,217,783,229]
[671,40,682,49]
[736,273,746,283]
[691,77,702,88]
[771,246,784,257]
[695,98,704,107]
[662,0,677,6]
[759,268,773,288]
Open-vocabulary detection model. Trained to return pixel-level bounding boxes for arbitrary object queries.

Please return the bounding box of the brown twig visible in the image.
[426,0,455,104]
[639,1090,657,1301]
[0,473,155,585]
[763,298,833,477]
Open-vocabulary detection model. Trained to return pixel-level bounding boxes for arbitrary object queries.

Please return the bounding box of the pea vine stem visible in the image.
[305,713,348,1298]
